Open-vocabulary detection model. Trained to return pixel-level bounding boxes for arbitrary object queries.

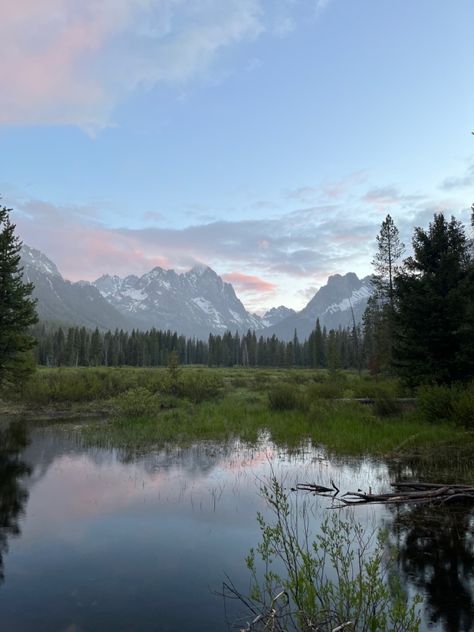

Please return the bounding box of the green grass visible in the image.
[4,366,472,459]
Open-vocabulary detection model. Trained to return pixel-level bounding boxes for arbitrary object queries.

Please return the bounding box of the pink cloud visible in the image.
[222,272,276,294]
[0,0,265,130]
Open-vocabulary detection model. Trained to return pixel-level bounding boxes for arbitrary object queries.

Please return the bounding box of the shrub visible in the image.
[179,373,224,404]
[374,394,402,417]
[350,377,400,400]
[114,387,158,418]
[451,384,474,429]
[417,384,455,423]
[268,383,298,411]
[306,380,344,401]
[236,477,421,632]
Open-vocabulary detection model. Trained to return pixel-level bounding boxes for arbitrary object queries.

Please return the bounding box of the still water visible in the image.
[0,421,472,631]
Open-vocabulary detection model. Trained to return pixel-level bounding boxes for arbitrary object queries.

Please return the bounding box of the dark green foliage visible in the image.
[17,367,164,404]
[0,206,38,387]
[416,384,455,423]
[177,372,224,403]
[417,382,474,428]
[166,350,181,395]
[31,320,363,371]
[394,214,474,385]
[306,380,344,400]
[268,383,298,410]
[114,387,159,418]
[452,384,474,429]
[373,394,401,417]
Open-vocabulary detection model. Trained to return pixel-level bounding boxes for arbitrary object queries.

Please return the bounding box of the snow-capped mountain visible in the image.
[260,306,296,328]
[21,244,373,340]
[93,264,264,339]
[21,245,131,331]
[259,273,372,341]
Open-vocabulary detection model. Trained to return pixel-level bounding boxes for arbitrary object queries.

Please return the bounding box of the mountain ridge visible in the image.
[21,244,373,340]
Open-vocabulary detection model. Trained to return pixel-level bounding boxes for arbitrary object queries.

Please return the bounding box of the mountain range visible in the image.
[21,244,372,341]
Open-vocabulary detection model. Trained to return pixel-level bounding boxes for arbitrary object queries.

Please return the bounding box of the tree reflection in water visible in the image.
[389,503,474,632]
[0,421,31,584]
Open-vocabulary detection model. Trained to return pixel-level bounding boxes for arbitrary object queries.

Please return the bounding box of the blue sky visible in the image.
[1,0,473,312]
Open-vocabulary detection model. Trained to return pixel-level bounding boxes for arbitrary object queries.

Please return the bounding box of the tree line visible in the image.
[31,321,362,370]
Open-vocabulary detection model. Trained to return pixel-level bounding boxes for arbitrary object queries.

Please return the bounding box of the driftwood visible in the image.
[295,481,474,508]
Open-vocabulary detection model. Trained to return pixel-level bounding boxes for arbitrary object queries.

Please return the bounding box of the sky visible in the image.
[1,0,473,313]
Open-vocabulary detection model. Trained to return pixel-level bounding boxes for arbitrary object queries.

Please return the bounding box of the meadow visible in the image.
[3,365,473,460]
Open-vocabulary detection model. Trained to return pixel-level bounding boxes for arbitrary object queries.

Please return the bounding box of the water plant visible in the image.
[232,477,421,631]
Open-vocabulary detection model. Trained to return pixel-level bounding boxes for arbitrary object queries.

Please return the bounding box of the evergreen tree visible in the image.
[372,214,405,308]
[394,213,474,385]
[0,206,38,386]
[365,214,404,373]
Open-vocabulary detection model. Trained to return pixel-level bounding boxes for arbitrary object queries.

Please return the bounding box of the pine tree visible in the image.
[365,214,404,372]
[372,214,405,308]
[0,206,38,386]
[394,213,474,384]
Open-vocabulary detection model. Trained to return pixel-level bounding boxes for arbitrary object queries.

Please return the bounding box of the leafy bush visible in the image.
[451,384,474,429]
[17,368,155,404]
[268,383,298,411]
[179,373,224,403]
[350,377,400,399]
[416,382,474,428]
[417,384,455,423]
[306,380,344,400]
[238,477,421,632]
[374,394,402,417]
[114,387,158,418]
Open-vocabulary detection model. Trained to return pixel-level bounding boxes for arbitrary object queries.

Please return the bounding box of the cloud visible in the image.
[315,0,333,16]
[11,194,376,284]
[9,168,472,311]
[222,272,276,295]
[0,0,264,130]
[362,185,425,210]
[286,172,367,204]
[440,164,474,191]
[286,186,320,204]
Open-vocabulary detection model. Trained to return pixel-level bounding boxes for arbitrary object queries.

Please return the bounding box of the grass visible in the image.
[3,366,472,460]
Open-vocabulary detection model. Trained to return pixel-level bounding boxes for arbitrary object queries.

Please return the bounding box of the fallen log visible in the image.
[294,481,474,507]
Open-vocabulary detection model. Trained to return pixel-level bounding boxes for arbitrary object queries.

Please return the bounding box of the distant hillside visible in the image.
[258,273,372,341]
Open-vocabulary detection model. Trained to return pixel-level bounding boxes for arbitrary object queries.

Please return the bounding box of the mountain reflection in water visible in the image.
[0,426,472,631]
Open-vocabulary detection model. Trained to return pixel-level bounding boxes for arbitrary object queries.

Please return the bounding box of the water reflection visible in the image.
[0,425,472,631]
[388,502,474,631]
[0,421,31,584]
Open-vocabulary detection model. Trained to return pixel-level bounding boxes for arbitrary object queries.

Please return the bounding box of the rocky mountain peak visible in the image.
[21,244,62,278]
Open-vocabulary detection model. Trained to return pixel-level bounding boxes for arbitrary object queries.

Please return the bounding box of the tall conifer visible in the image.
[0,205,38,386]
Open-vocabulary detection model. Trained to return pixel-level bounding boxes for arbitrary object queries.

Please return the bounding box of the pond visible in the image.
[0,421,473,631]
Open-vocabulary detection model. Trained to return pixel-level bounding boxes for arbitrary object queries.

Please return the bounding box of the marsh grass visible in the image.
[7,366,470,456]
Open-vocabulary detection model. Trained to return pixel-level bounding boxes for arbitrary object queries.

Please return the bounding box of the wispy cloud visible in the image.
[440,164,474,191]
[362,185,425,210]
[9,167,472,310]
[0,0,322,132]
[0,0,265,131]
[11,194,374,283]
[222,272,276,294]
